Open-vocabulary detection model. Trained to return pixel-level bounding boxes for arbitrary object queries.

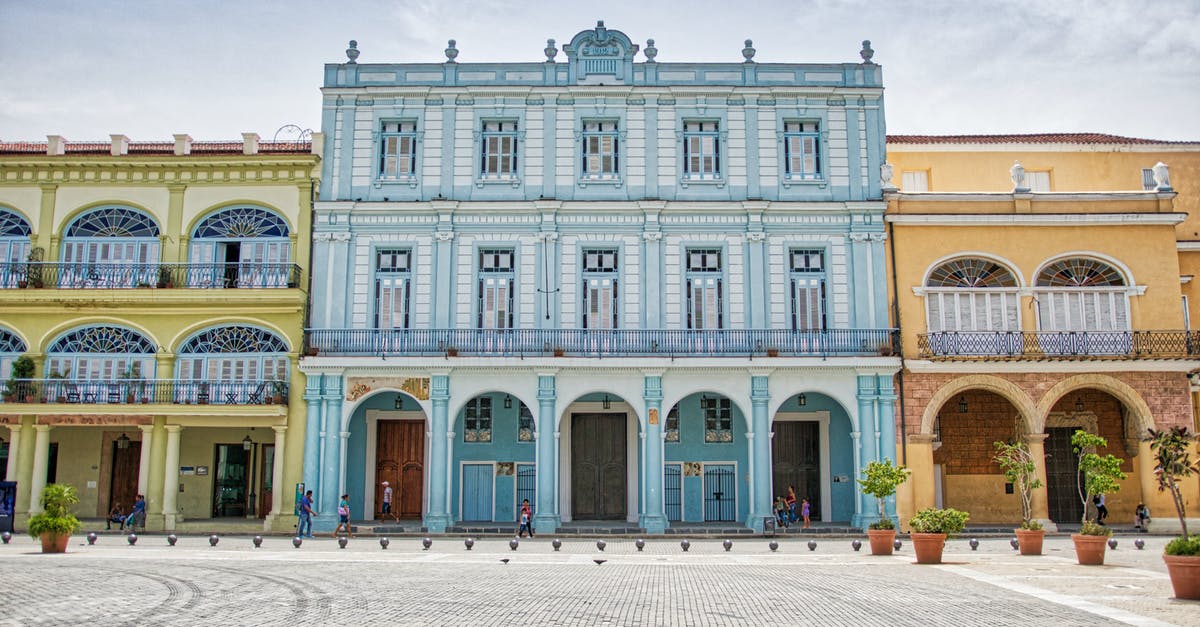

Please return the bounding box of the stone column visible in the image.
[137,425,155,497]
[748,375,773,531]
[853,375,880,528]
[302,374,322,498]
[1024,433,1053,530]
[905,434,938,527]
[271,426,287,520]
[162,425,182,529]
[317,377,343,530]
[424,374,452,532]
[533,374,560,532]
[5,425,21,484]
[27,425,51,514]
[876,375,899,519]
[639,373,667,533]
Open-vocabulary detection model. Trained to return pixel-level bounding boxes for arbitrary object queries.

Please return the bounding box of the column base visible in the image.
[423,512,453,533]
[638,513,668,534]
[853,513,893,530]
[531,513,560,534]
[263,513,300,533]
[163,512,179,531]
[747,509,775,532]
[144,513,165,531]
[312,514,340,534]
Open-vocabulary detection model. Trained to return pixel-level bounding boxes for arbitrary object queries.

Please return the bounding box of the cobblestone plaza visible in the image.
[0,535,1192,625]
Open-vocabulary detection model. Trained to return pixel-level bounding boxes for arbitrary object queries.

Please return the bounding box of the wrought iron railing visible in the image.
[0,262,301,290]
[304,328,899,357]
[917,331,1200,359]
[0,379,288,405]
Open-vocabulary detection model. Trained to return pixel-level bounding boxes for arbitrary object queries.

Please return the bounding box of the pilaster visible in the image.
[316,376,343,531]
[639,373,667,533]
[27,425,51,515]
[1023,433,1055,531]
[424,373,452,531]
[533,373,560,531]
[748,374,772,530]
[162,425,182,529]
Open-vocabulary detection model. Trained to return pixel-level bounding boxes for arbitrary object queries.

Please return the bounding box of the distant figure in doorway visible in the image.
[774,497,790,527]
[125,495,146,531]
[298,490,315,538]
[801,498,812,529]
[786,486,798,523]
[1134,503,1151,530]
[1093,494,1109,525]
[334,494,354,537]
[107,503,126,530]
[518,499,535,538]
[380,481,396,521]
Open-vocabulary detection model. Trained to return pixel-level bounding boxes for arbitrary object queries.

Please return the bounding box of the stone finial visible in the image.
[742,39,756,63]
[242,132,260,155]
[445,39,459,63]
[1010,160,1029,192]
[644,39,658,63]
[544,39,557,62]
[881,162,896,190]
[860,40,875,64]
[1153,162,1173,191]
[173,134,193,156]
[46,135,66,156]
[109,134,129,156]
[346,40,360,64]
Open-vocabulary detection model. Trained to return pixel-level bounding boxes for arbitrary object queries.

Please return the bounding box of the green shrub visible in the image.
[1165,535,1200,556]
[857,459,909,530]
[908,507,970,536]
[26,483,82,539]
[1078,520,1112,537]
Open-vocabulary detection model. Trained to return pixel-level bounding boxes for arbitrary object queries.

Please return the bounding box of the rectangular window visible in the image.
[581,121,619,179]
[1142,168,1157,191]
[790,249,827,331]
[1027,170,1051,192]
[581,248,618,330]
[375,249,411,329]
[702,396,733,443]
[784,121,821,180]
[686,249,723,329]
[518,403,534,442]
[901,170,929,191]
[478,249,514,329]
[683,121,720,180]
[379,121,417,179]
[664,407,680,442]
[480,121,518,179]
[464,397,493,442]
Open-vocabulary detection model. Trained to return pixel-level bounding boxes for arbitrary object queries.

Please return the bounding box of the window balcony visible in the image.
[0,262,301,290]
[303,328,899,358]
[0,379,288,406]
[916,331,1200,360]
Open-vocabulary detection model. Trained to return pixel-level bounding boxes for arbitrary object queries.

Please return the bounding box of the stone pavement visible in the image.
[0,535,1194,626]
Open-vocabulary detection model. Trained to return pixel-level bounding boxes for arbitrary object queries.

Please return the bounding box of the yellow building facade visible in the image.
[0,134,320,532]
[885,134,1200,532]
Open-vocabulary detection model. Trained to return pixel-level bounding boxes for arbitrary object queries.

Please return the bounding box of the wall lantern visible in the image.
[504,395,513,409]
[798,393,807,407]
[117,433,131,450]
[242,435,253,451]
[1075,397,1085,412]
[958,396,968,413]
[602,395,611,410]
[395,397,404,410]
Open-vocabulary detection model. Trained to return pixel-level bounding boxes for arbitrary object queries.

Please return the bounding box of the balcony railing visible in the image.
[304,328,899,358]
[0,262,301,290]
[0,379,288,405]
[917,331,1200,359]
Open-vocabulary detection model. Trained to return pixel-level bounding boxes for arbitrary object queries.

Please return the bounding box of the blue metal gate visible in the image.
[515,464,536,521]
[462,463,494,521]
[664,463,682,521]
[703,464,735,522]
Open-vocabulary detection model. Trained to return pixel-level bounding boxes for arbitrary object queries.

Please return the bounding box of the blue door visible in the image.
[462,463,494,521]
[703,464,736,522]
[664,463,682,522]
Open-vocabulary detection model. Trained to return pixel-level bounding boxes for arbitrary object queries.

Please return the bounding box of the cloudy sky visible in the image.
[1,0,1197,142]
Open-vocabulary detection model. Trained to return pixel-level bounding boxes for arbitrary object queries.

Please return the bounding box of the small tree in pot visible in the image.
[993,438,1045,555]
[857,459,909,555]
[1071,429,1126,565]
[908,507,970,564]
[27,483,82,553]
[1148,426,1200,600]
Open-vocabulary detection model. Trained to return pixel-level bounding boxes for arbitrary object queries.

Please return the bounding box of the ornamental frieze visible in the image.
[345,376,431,402]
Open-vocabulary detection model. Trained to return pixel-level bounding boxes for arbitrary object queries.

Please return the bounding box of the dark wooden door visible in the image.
[772,421,821,520]
[257,444,274,518]
[109,441,141,515]
[376,421,424,519]
[1045,427,1083,524]
[572,413,626,520]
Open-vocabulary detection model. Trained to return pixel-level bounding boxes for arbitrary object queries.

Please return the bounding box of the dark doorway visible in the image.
[376,420,424,519]
[212,444,249,517]
[1045,427,1084,523]
[772,421,821,521]
[571,413,626,520]
[109,440,141,516]
[257,444,274,518]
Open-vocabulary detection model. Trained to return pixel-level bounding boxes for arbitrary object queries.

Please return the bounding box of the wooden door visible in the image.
[376,420,424,519]
[257,444,274,518]
[571,413,626,520]
[772,421,821,520]
[109,441,141,516]
[1045,427,1083,523]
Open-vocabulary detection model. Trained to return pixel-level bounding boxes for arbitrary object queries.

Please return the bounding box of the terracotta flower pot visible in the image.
[39,532,70,553]
[1163,554,1200,600]
[911,532,947,564]
[1072,534,1108,565]
[867,529,895,556]
[1015,528,1045,556]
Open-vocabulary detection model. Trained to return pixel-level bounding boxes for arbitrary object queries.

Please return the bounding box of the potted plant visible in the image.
[46,368,69,403]
[993,438,1046,555]
[4,355,34,403]
[156,267,173,289]
[270,381,287,404]
[908,507,970,564]
[1070,429,1126,565]
[26,483,82,553]
[857,459,910,555]
[1148,426,1200,599]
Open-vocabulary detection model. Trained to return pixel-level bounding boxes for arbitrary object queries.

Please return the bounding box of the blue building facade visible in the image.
[301,22,899,533]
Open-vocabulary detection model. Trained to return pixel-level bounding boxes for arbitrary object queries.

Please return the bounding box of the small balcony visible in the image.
[304,328,899,358]
[916,331,1200,360]
[0,380,289,406]
[0,262,301,290]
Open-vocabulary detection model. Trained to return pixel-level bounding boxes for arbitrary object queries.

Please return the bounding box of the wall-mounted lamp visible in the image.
[242,434,253,451]
[602,394,611,410]
[395,397,404,410]
[1075,397,1085,412]
[117,433,131,450]
[504,395,513,409]
[958,396,968,413]
[798,393,807,407]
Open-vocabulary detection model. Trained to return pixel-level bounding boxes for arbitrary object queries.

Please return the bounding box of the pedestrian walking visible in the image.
[334,494,354,537]
[380,481,396,521]
[801,497,811,529]
[298,490,315,538]
[1093,494,1109,525]
[518,499,535,538]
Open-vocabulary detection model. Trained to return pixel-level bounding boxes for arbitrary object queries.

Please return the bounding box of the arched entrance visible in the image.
[346,391,429,521]
[770,392,855,523]
[559,392,639,523]
[450,391,537,523]
[662,392,749,523]
[932,388,1028,523]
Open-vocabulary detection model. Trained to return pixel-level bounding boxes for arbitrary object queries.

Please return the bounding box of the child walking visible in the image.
[518,499,535,538]
[801,497,811,529]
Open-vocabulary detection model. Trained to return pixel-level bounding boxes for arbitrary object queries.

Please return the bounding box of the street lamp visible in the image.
[958,396,968,413]
[242,434,253,451]
[395,397,404,410]
[1075,397,1085,412]
[798,393,807,407]
[504,395,513,409]
[117,433,131,450]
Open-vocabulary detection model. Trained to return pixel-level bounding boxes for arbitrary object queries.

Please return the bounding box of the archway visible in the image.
[558,392,640,523]
[345,390,429,522]
[932,388,1029,523]
[661,392,750,523]
[450,391,537,523]
[770,391,855,523]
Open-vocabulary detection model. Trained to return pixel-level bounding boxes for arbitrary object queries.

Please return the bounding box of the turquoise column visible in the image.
[876,374,899,520]
[302,374,323,502]
[316,376,343,531]
[425,374,452,532]
[748,375,772,531]
[853,375,880,529]
[532,374,560,531]
[639,374,667,533]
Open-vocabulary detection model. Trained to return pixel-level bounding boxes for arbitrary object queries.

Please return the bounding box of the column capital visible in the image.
[850,430,862,441]
[340,431,351,439]
[1022,433,1048,444]
[6,424,22,434]
[138,424,155,435]
[33,424,51,433]
[165,424,183,434]
[907,433,937,444]
[273,425,289,435]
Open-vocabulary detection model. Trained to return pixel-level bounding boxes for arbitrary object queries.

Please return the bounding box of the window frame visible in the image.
[478,119,520,183]
[580,120,621,182]
[463,397,493,443]
[681,120,722,182]
[378,120,418,181]
[477,248,516,330]
[783,121,822,181]
[374,248,412,329]
[685,247,725,330]
[702,396,733,443]
[789,248,828,331]
[581,247,619,330]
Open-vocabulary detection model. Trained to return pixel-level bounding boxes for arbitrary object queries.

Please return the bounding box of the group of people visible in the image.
[106,494,146,531]
[773,486,811,529]
[295,489,353,538]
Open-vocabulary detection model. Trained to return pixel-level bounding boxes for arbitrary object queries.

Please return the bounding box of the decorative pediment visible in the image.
[563,21,639,84]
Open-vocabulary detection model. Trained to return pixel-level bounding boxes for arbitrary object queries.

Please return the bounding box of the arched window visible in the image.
[61,207,160,287]
[1035,258,1129,332]
[0,327,27,380]
[177,326,289,404]
[924,258,1020,333]
[46,325,156,381]
[0,208,32,288]
[189,207,291,288]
